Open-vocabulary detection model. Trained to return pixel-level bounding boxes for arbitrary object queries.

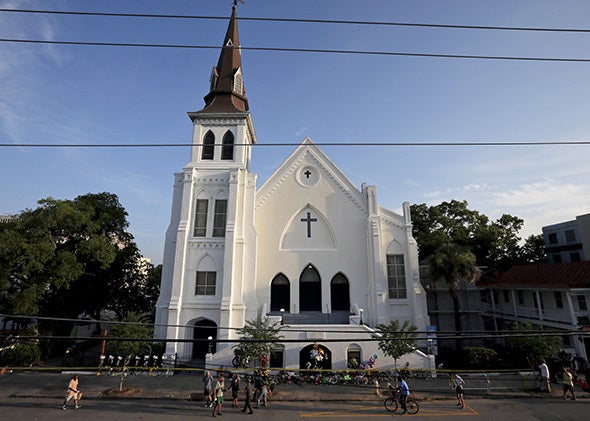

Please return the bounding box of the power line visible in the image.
[1,141,589,148]
[2,8,590,33]
[2,38,590,63]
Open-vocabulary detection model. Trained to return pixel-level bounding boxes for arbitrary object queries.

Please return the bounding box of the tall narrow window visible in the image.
[213,199,227,237]
[386,254,407,299]
[578,295,588,311]
[517,289,524,305]
[554,291,564,308]
[221,131,234,160]
[202,131,215,160]
[195,271,216,295]
[194,199,208,237]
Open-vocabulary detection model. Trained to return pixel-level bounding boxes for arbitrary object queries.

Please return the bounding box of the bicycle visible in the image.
[383,383,419,414]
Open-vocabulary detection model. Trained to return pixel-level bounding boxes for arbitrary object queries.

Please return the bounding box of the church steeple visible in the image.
[198,3,249,114]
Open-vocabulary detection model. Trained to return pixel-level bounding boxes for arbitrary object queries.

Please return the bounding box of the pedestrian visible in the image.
[241,378,254,414]
[231,373,240,407]
[562,367,576,400]
[539,361,551,393]
[452,373,465,409]
[62,374,81,410]
[203,370,213,408]
[399,376,410,414]
[255,382,268,408]
[212,374,225,417]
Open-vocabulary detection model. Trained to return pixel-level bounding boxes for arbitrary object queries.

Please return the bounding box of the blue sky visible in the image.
[1,0,590,264]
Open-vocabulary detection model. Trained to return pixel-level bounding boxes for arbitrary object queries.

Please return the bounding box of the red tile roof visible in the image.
[480,261,590,289]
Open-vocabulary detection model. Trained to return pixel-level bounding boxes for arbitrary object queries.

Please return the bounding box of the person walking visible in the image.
[241,378,254,414]
[562,367,576,400]
[230,373,240,407]
[452,373,465,409]
[539,361,551,393]
[211,375,225,417]
[399,376,410,414]
[62,374,81,410]
[255,382,268,408]
[202,370,213,408]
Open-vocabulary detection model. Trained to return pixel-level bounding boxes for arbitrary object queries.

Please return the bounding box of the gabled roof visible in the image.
[255,138,367,212]
[481,261,590,289]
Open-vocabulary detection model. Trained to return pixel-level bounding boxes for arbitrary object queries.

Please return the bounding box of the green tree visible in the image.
[411,200,526,274]
[234,314,283,368]
[506,322,561,370]
[519,234,547,263]
[0,193,156,322]
[105,313,155,357]
[428,242,480,348]
[376,320,418,375]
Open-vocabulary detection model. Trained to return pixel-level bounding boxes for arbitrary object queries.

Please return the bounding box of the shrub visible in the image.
[1,343,41,366]
[463,347,498,369]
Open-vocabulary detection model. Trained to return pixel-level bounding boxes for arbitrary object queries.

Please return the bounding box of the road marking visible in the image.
[299,402,479,418]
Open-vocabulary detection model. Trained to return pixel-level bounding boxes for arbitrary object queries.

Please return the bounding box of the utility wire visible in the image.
[2,8,590,33]
[1,141,589,148]
[2,38,590,63]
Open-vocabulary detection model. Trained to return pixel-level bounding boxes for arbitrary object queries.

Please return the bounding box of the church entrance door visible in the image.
[299,265,321,312]
[330,273,350,311]
[192,319,217,361]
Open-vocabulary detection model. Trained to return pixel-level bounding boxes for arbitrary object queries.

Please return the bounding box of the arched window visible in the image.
[270,274,290,312]
[221,131,234,160]
[330,273,350,312]
[202,130,215,160]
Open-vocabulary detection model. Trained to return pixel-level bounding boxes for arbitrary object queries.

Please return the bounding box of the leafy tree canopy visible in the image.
[411,200,544,274]
[375,320,418,371]
[105,313,155,357]
[234,314,283,367]
[506,322,561,369]
[0,193,159,322]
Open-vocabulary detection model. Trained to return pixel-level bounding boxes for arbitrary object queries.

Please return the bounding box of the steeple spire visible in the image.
[198,2,249,113]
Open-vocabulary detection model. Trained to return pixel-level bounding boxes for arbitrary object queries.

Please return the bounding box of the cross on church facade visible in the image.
[300,212,317,238]
[304,170,312,178]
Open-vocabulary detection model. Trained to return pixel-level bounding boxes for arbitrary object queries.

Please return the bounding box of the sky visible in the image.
[1,0,590,265]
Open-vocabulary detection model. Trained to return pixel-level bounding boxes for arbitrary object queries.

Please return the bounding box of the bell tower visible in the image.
[155,2,258,362]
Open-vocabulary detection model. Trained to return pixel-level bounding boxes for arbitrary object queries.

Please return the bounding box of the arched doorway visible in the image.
[192,319,217,360]
[299,264,321,311]
[330,273,350,312]
[299,343,332,370]
[270,273,290,312]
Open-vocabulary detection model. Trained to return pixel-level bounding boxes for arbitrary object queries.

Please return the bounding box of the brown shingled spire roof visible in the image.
[197,3,249,114]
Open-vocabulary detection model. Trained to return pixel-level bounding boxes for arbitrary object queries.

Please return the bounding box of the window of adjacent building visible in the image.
[548,232,558,244]
[578,295,588,311]
[221,131,234,160]
[554,291,563,308]
[553,254,563,263]
[563,335,571,346]
[386,254,407,299]
[194,199,208,237]
[480,290,490,303]
[202,130,215,160]
[195,271,216,295]
[503,290,510,303]
[517,289,524,305]
[493,291,499,305]
[565,229,576,243]
[212,199,227,237]
[570,252,581,262]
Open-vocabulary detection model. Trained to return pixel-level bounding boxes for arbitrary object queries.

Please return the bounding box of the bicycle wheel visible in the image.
[406,399,419,414]
[384,398,398,412]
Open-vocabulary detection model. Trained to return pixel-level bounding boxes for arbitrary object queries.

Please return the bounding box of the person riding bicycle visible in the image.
[399,376,410,414]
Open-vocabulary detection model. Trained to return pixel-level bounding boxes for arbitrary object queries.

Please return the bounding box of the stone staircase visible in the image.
[270,311,351,325]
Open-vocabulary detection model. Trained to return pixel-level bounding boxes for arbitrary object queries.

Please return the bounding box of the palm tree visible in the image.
[427,242,480,350]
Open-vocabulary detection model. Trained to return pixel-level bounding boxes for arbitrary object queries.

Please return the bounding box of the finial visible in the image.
[233,0,245,7]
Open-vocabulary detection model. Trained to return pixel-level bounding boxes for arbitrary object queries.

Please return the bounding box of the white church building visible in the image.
[154,4,432,371]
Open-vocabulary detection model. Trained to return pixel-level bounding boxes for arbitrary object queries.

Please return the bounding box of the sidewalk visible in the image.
[0,370,585,402]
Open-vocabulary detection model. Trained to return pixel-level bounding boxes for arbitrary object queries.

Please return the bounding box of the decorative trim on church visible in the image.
[188,241,225,250]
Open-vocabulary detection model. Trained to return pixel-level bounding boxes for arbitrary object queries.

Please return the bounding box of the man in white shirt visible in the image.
[539,361,551,392]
